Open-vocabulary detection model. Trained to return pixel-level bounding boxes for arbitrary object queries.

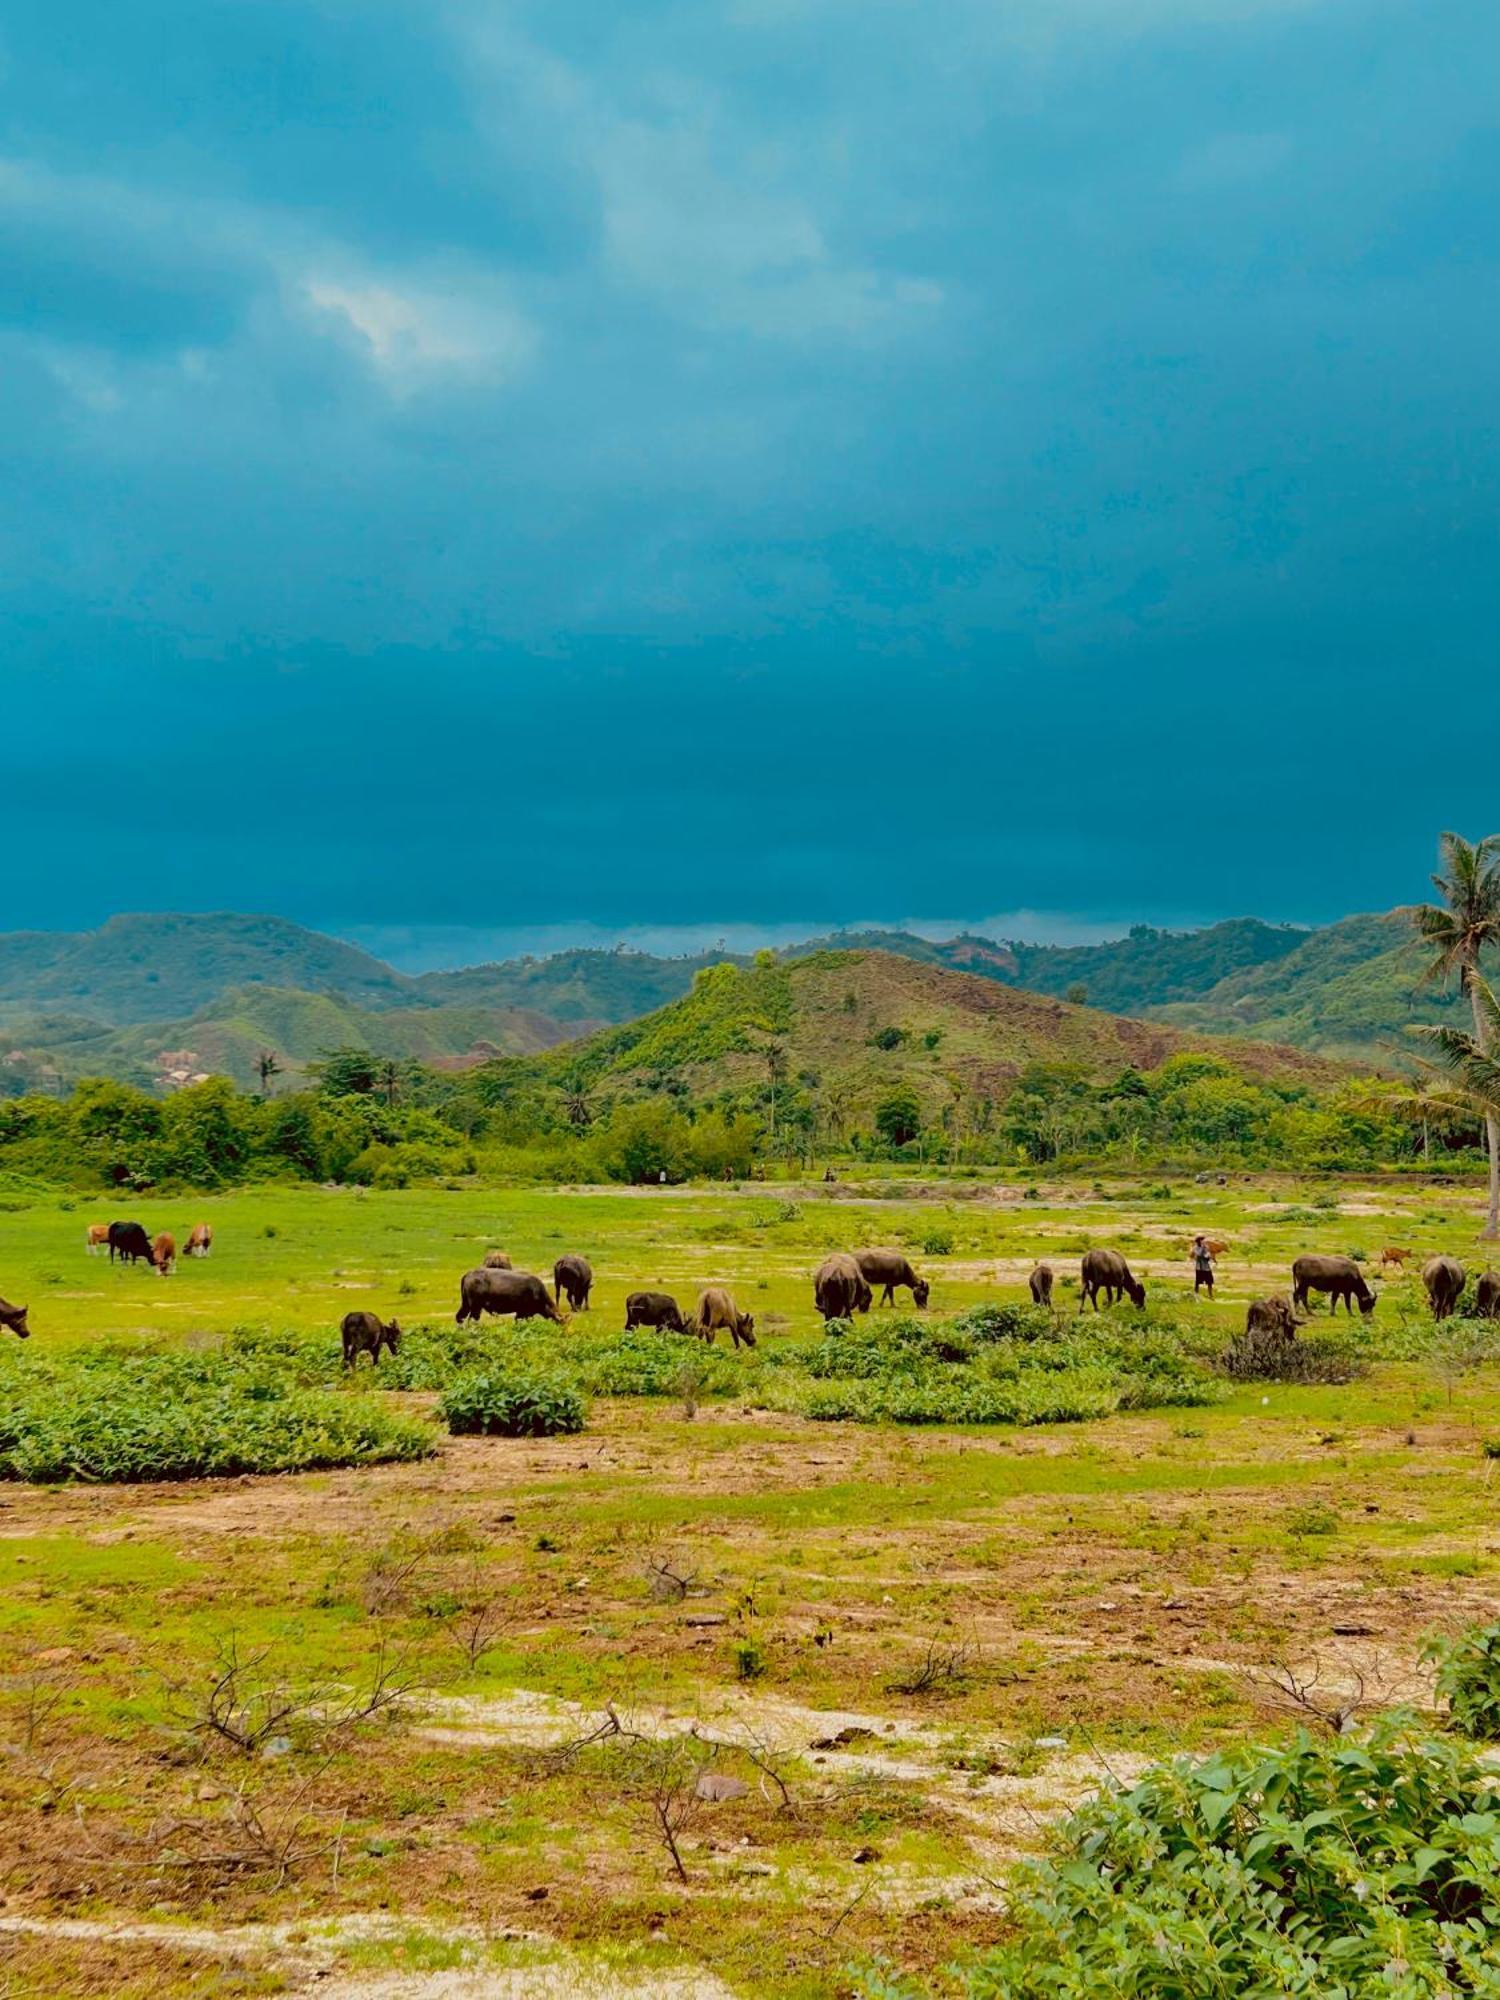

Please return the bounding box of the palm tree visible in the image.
[759,1036,789,1151]
[377,1058,401,1107]
[1411,832,1500,1237]
[255,1050,282,1099]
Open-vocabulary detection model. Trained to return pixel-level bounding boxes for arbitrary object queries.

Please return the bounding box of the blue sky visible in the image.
[5,0,1497,951]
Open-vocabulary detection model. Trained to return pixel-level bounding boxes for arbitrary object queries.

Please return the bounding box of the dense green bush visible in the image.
[1427,1622,1500,1742]
[865,1720,1500,1997]
[439,1369,586,1437]
[0,1346,434,1483]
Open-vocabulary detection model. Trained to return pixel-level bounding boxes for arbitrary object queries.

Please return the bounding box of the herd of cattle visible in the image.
[1,1224,1493,1364]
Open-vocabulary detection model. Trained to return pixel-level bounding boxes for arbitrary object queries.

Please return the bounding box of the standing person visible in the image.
[1191,1234,1216,1298]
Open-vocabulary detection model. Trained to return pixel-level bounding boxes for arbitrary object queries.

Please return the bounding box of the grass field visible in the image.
[1,1170,1499,1997]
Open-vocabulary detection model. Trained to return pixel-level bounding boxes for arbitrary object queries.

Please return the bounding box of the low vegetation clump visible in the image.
[0,1345,435,1483]
[1427,1621,1500,1742]
[869,1719,1500,1997]
[1220,1323,1367,1384]
[439,1369,586,1438]
[766,1311,1217,1427]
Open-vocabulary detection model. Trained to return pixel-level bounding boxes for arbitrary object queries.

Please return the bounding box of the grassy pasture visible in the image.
[0,1170,1499,1997]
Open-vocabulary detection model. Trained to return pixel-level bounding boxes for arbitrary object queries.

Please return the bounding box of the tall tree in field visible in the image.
[255,1050,282,1099]
[1411,832,1500,1238]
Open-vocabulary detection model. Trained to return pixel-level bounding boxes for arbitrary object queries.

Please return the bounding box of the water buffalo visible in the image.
[0,1296,30,1340]
[554,1254,593,1311]
[624,1290,689,1334]
[1080,1248,1146,1310]
[1477,1272,1500,1320]
[455,1267,565,1325]
[186,1222,213,1258]
[1028,1263,1054,1306]
[1423,1255,1466,1321]
[153,1232,176,1276]
[342,1310,401,1369]
[853,1248,930,1308]
[108,1221,156,1267]
[695,1287,756,1349]
[1245,1295,1299,1343]
[814,1253,873,1322]
[1291,1254,1376,1317]
[483,1249,514,1270]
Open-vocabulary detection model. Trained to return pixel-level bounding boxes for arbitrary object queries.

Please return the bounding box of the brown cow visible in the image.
[85,1222,110,1256]
[814,1253,872,1322]
[0,1296,30,1339]
[553,1255,593,1311]
[1080,1248,1146,1311]
[1028,1263,1054,1306]
[153,1233,176,1276]
[455,1267,566,1325]
[1291,1254,1377,1317]
[342,1310,401,1369]
[1245,1295,1299,1343]
[1476,1272,1500,1320]
[1422,1255,1466,1321]
[186,1222,213,1258]
[1379,1246,1413,1271]
[1204,1237,1230,1257]
[694,1287,756,1349]
[852,1249,930,1308]
[483,1249,514,1270]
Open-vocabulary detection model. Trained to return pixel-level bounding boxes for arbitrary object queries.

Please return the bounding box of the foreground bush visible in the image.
[867,1720,1500,1997]
[0,1350,434,1483]
[1221,1325,1367,1384]
[1428,1622,1500,1742]
[439,1369,586,1437]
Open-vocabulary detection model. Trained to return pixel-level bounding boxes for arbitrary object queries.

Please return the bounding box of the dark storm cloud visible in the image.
[3,0,1497,933]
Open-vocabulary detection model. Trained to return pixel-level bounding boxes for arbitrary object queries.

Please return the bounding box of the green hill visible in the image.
[0,913,411,1025]
[412,946,738,1022]
[530,949,1346,1129]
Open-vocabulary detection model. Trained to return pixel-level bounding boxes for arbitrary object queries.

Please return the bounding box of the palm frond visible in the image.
[1408,1022,1500,1112]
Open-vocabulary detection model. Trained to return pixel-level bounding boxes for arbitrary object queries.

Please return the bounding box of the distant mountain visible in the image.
[1147,911,1473,1061]
[0,913,410,1025]
[530,948,1345,1120]
[0,906,1457,1092]
[790,918,1305,1013]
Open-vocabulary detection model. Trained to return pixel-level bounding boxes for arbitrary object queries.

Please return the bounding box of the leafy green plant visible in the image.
[920,1228,954,1256]
[1426,1622,1500,1741]
[439,1369,586,1438]
[870,1719,1500,1998]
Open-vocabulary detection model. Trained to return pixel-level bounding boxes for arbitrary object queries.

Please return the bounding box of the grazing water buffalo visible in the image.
[1423,1255,1466,1321]
[1028,1263,1054,1307]
[186,1222,213,1258]
[695,1287,756,1349]
[455,1267,565,1326]
[1080,1248,1146,1311]
[342,1311,401,1368]
[814,1253,873,1322]
[0,1296,30,1339]
[553,1255,593,1311]
[1291,1254,1376,1317]
[1476,1272,1500,1319]
[624,1290,689,1334]
[85,1223,109,1255]
[153,1232,176,1276]
[853,1248,930,1308]
[108,1221,156,1267]
[483,1249,514,1270]
[1245,1295,1299,1343]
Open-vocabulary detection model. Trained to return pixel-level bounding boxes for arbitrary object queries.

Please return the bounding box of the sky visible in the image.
[4,0,1498,954]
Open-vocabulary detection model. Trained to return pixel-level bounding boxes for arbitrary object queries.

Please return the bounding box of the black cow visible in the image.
[1028,1263,1054,1306]
[456,1268,566,1325]
[0,1296,29,1340]
[624,1290,689,1334]
[108,1221,156,1267]
[553,1255,593,1311]
[341,1311,401,1369]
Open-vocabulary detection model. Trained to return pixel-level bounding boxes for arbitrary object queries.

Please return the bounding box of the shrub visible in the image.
[440,1370,586,1438]
[1222,1327,1366,1384]
[919,1228,954,1256]
[1427,1621,1500,1740]
[0,1348,433,1484]
[878,1720,1500,1999]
